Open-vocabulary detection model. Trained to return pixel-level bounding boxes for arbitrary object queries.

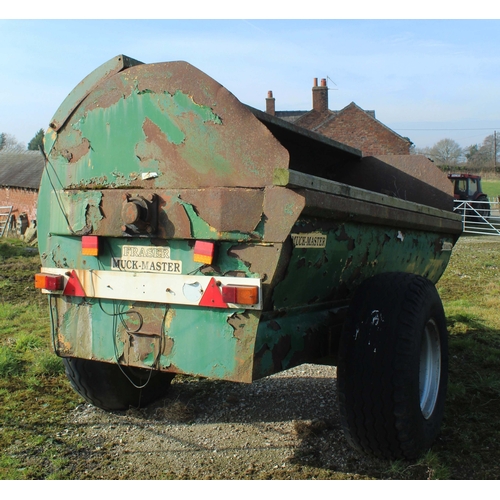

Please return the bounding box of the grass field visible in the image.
[481,179,500,198]
[0,240,78,479]
[1,236,500,479]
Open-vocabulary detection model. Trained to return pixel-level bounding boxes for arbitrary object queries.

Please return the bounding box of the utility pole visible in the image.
[495,131,497,174]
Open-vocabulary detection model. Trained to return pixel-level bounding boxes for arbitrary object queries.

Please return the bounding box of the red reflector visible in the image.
[82,235,99,256]
[199,278,227,308]
[35,273,64,291]
[63,270,86,297]
[222,285,259,305]
[193,241,215,265]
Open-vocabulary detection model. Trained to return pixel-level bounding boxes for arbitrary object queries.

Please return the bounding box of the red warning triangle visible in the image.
[63,270,86,297]
[199,277,227,308]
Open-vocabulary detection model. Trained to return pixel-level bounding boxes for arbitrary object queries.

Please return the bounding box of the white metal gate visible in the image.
[453,198,500,236]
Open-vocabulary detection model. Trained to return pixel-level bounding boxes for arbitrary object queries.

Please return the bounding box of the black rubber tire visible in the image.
[63,357,175,411]
[464,196,490,222]
[337,272,448,460]
[476,196,491,218]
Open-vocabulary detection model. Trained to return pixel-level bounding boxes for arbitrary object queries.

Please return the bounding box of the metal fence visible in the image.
[453,198,500,236]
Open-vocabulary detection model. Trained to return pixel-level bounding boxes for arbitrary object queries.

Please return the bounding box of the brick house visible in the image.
[265,78,412,156]
[263,80,454,210]
[0,150,44,233]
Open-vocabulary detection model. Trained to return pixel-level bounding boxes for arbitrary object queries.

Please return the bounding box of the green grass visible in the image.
[0,240,80,479]
[433,236,500,479]
[0,346,23,377]
[481,179,500,198]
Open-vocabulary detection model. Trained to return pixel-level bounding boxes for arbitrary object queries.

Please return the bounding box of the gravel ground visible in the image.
[63,364,387,480]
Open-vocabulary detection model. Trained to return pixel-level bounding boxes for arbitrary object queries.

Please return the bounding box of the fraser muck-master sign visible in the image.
[291,233,327,248]
[111,245,182,274]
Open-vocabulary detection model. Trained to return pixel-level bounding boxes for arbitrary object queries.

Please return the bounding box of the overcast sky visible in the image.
[2,9,500,150]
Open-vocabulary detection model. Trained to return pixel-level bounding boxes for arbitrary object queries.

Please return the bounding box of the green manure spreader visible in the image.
[35,55,462,460]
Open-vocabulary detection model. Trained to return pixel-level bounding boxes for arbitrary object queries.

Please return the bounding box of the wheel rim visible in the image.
[419,319,441,419]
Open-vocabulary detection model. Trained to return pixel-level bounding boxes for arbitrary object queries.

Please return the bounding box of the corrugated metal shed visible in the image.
[0,151,44,189]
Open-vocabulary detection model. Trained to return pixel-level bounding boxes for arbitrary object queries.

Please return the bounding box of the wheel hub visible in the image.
[419,319,441,419]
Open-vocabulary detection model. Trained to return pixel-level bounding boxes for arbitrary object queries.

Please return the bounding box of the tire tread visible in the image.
[337,272,448,459]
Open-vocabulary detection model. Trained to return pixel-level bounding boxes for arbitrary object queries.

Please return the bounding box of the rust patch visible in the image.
[83,76,131,113]
[161,336,174,357]
[336,154,455,211]
[56,298,93,358]
[56,333,73,356]
[227,312,248,342]
[136,117,204,189]
[227,311,261,383]
[262,186,305,242]
[227,243,288,308]
[227,244,284,279]
[143,117,180,147]
[336,225,356,250]
[53,132,90,165]
[67,138,90,163]
[180,188,264,233]
[157,199,192,239]
[119,304,175,366]
[58,60,290,190]
[88,190,193,239]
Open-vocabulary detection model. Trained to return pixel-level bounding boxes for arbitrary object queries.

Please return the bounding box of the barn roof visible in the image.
[0,151,45,189]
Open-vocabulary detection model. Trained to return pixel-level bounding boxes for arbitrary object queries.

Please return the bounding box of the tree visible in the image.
[411,145,431,157]
[27,128,44,151]
[428,138,463,169]
[465,134,500,172]
[479,134,499,170]
[464,143,486,171]
[0,133,25,152]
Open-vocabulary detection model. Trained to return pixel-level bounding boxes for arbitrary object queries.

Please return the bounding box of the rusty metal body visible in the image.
[37,55,462,383]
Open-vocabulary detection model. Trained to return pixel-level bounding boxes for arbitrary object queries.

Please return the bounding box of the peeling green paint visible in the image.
[45,190,103,235]
[58,297,118,363]
[253,305,335,379]
[273,219,454,309]
[181,201,258,242]
[55,89,229,189]
[158,306,243,379]
[217,243,257,277]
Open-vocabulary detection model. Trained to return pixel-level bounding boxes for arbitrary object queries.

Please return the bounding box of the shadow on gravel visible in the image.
[66,365,400,479]
[159,367,339,424]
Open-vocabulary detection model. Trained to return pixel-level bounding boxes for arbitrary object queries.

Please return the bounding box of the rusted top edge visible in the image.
[276,169,462,223]
[49,54,144,132]
[299,189,463,235]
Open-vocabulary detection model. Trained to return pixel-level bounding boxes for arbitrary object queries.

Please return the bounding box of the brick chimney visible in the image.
[266,90,275,115]
[312,78,328,113]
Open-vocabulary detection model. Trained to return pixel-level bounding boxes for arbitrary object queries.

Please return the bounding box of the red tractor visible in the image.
[448,173,490,218]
